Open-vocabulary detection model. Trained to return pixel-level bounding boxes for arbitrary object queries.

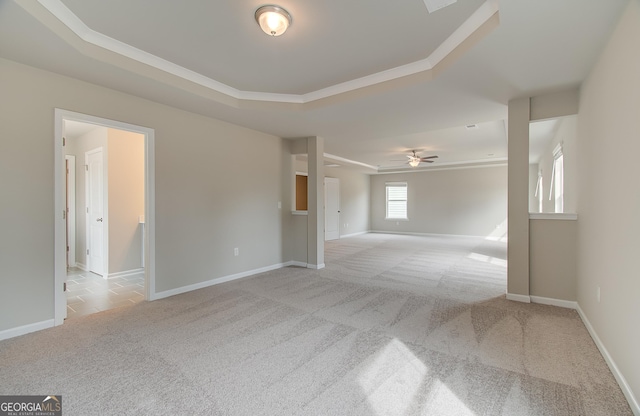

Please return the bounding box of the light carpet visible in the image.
[0,233,632,415]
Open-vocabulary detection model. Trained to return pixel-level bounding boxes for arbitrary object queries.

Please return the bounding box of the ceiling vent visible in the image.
[465,124,478,130]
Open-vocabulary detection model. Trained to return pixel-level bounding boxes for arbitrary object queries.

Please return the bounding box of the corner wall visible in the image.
[0,58,287,332]
[107,128,144,275]
[575,0,640,408]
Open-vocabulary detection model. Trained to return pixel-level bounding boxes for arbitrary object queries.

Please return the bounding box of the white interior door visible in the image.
[86,148,105,276]
[65,155,76,268]
[324,177,340,241]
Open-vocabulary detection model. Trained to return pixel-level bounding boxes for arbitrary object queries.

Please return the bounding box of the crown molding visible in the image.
[34,0,499,105]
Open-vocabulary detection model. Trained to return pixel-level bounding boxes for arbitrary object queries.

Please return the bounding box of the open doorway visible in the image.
[54,110,156,325]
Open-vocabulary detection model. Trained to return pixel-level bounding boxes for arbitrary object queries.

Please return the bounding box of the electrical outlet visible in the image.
[597,286,600,303]
[234,248,239,256]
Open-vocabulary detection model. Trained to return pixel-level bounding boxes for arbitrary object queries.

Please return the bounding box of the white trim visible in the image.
[530,296,577,309]
[55,109,156,325]
[307,263,326,270]
[529,213,577,220]
[506,293,531,303]
[339,231,369,239]
[152,262,289,301]
[287,261,308,268]
[65,154,76,267]
[370,230,488,239]
[34,0,498,105]
[107,268,145,279]
[74,262,88,272]
[376,160,508,174]
[576,304,640,414]
[0,319,54,341]
[54,111,68,324]
[323,153,378,171]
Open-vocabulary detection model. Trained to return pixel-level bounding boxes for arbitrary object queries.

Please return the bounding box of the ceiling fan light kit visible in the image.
[255,5,292,37]
[406,150,438,167]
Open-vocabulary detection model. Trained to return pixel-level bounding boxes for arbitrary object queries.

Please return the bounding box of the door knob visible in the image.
[96,218,103,222]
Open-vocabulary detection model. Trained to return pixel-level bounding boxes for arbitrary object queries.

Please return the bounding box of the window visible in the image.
[386,182,407,219]
[550,144,564,213]
[534,170,543,212]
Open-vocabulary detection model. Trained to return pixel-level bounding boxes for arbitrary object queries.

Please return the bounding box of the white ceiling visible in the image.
[0,0,628,172]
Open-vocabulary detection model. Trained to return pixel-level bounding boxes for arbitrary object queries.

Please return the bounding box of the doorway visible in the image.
[54,109,156,325]
[324,177,340,241]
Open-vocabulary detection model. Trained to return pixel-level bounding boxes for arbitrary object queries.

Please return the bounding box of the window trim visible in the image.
[385,182,408,220]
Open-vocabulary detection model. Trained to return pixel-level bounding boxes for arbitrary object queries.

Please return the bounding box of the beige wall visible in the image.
[289,161,371,265]
[576,0,640,406]
[107,128,144,275]
[529,219,576,301]
[0,58,287,331]
[324,166,370,237]
[507,97,531,297]
[370,166,507,237]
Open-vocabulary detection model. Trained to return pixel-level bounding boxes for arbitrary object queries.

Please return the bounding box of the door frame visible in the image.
[54,109,156,325]
[65,155,76,267]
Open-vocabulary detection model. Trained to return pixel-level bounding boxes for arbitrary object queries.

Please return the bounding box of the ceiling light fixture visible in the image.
[409,158,421,167]
[255,5,292,37]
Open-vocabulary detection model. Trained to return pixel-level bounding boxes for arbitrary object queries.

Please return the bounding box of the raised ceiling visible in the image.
[0,0,629,172]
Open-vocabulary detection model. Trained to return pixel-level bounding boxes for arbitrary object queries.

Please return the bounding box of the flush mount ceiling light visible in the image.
[255,5,292,37]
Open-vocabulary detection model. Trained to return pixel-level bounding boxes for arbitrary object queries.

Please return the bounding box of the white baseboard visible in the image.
[0,319,54,341]
[340,231,368,239]
[530,296,578,309]
[287,261,308,268]
[74,262,88,271]
[307,263,325,270]
[107,268,144,279]
[151,262,289,301]
[576,304,640,415]
[370,230,486,239]
[506,293,531,303]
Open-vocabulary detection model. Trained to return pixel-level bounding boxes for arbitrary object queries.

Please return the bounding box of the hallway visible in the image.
[65,268,144,319]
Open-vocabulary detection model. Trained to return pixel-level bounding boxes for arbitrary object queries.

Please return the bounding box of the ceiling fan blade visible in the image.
[423,160,435,163]
[419,155,438,161]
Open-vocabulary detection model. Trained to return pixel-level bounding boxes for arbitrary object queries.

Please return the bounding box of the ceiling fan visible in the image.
[406,150,438,167]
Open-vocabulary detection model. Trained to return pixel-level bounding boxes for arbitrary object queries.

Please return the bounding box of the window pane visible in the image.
[554,154,564,213]
[386,184,407,219]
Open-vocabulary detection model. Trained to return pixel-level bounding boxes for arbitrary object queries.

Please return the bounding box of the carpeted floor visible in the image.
[0,233,632,415]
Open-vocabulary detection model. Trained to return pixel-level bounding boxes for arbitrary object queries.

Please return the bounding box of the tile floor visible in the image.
[65,268,145,319]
